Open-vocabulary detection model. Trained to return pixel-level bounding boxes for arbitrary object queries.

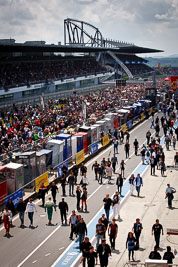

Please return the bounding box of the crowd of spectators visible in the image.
[0,57,106,90]
[125,63,153,75]
[0,82,150,158]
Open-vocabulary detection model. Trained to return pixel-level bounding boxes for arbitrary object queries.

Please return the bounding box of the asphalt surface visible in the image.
[0,113,165,267]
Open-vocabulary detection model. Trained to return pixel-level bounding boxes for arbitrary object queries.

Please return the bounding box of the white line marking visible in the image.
[59,247,65,251]
[45,253,51,257]
[32,260,38,264]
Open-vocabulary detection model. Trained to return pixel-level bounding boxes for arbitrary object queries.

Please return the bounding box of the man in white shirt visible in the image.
[25,198,37,228]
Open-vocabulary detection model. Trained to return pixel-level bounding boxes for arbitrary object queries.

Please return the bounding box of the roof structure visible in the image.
[0,42,163,54]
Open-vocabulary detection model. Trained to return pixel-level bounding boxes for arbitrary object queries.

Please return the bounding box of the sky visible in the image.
[0,0,178,57]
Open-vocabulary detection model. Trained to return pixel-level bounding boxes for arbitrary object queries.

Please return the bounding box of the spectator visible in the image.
[163,246,175,265]
[149,246,161,260]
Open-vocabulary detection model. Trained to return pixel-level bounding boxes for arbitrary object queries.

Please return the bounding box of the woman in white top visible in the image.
[80,173,88,188]
[26,198,37,228]
[106,164,113,184]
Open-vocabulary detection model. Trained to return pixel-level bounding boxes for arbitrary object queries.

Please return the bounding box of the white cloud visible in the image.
[0,0,177,56]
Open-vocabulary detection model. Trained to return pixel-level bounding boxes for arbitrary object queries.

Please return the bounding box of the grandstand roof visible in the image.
[0,42,163,54]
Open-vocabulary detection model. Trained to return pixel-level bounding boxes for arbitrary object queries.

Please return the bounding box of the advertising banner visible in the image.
[5,189,23,208]
[140,113,144,121]
[90,142,98,154]
[149,107,153,115]
[102,135,109,146]
[121,123,127,133]
[76,149,85,165]
[35,172,49,192]
[57,161,68,178]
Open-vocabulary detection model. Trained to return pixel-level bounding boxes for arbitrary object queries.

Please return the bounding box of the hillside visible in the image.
[145,57,178,67]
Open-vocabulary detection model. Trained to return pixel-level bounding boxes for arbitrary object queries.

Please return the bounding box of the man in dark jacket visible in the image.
[77,218,87,245]
[149,246,161,260]
[58,198,68,225]
[132,218,143,249]
[80,236,92,267]
[97,238,111,267]
[116,174,123,196]
[39,182,48,207]
[16,198,26,227]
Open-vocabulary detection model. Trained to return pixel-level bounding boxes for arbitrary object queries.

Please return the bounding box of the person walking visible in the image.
[150,118,154,129]
[124,141,130,159]
[103,194,112,221]
[125,131,130,143]
[165,184,176,209]
[80,173,89,188]
[100,214,108,236]
[80,236,92,267]
[150,156,156,175]
[146,130,151,145]
[133,138,139,156]
[126,232,136,261]
[80,246,98,267]
[45,197,56,225]
[6,199,16,217]
[98,163,105,184]
[163,246,175,265]
[72,164,79,184]
[2,207,12,237]
[129,174,135,196]
[61,173,67,196]
[116,174,123,196]
[140,148,146,164]
[111,154,118,173]
[50,182,58,204]
[81,187,88,212]
[97,238,111,267]
[16,198,26,227]
[112,191,120,220]
[76,185,82,211]
[39,182,48,207]
[132,218,143,249]
[69,210,78,240]
[172,136,176,150]
[152,219,164,248]
[108,218,118,250]
[68,170,75,196]
[120,160,126,178]
[135,173,143,197]
[25,198,37,228]
[95,219,106,248]
[105,164,112,184]
[92,161,99,180]
[113,138,118,154]
[165,135,170,150]
[58,198,68,225]
[160,158,166,177]
[76,218,87,246]
[80,163,87,176]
